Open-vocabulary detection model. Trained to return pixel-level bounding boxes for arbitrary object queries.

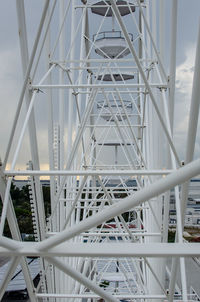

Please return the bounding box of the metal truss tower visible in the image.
[1,0,200,301]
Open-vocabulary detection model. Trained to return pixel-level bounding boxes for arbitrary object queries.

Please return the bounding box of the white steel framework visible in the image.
[0,1,200,301]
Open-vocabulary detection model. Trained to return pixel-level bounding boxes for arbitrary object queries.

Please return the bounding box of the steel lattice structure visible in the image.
[0,0,200,301]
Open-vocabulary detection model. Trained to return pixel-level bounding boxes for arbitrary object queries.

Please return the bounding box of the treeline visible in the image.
[0,183,50,238]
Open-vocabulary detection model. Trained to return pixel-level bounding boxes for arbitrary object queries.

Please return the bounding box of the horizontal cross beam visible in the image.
[5,169,173,176]
[0,243,200,258]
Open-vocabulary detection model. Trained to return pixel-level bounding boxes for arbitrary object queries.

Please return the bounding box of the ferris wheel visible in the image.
[0,1,200,301]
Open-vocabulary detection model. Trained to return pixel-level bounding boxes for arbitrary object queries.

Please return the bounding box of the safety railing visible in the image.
[93,30,133,42]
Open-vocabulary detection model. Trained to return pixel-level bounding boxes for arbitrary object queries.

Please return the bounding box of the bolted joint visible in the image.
[158,86,167,92]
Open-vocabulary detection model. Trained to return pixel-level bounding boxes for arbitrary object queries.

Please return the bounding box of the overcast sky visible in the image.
[0,0,200,170]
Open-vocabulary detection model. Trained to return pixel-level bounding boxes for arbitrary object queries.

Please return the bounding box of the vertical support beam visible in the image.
[4,0,50,169]
[45,3,56,225]
[162,0,177,248]
[67,0,76,160]
[177,25,200,301]
[58,2,67,298]
[146,7,164,288]
[159,0,165,64]
[59,0,65,171]
[152,0,157,56]
[181,21,200,222]
[169,0,178,129]
[0,175,37,302]
[110,0,181,167]
[170,19,200,302]
[16,0,46,240]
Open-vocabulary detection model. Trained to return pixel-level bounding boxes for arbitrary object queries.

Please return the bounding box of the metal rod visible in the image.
[45,256,119,302]
[38,158,200,251]
[31,0,57,81]
[110,0,181,167]
[32,83,168,89]
[169,0,178,129]
[15,0,46,242]
[3,0,50,169]
[135,0,167,81]
[0,174,37,302]
[59,0,65,171]
[5,169,172,176]
[0,242,200,257]
[35,293,166,299]
[0,236,22,250]
[0,257,21,301]
[180,20,200,223]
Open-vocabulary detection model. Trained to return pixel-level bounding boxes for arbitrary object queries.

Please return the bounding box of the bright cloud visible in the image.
[0,48,21,160]
[176,45,195,99]
[174,44,200,159]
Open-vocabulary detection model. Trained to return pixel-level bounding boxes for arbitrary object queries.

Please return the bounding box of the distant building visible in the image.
[13,179,50,188]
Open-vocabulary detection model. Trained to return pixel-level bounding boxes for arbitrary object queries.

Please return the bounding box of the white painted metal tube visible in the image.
[177,22,200,300]
[169,257,179,302]
[51,89,98,214]
[1,243,200,258]
[3,0,50,169]
[32,83,167,89]
[181,20,200,217]
[180,257,187,300]
[31,0,57,80]
[67,0,75,163]
[159,0,165,63]
[47,232,161,237]
[169,0,178,129]
[52,58,152,63]
[38,158,200,251]
[59,0,65,171]
[135,0,167,81]
[36,293,166,299]
[0,257,21,301]
[10,91,37,170]
[51,0,72,57]
[74,232,161,237]
[38,63,56,85]
[0,171,37,302]
[44,6,55,233]
[156,67,187,297]
[61,176,88,230]
[96,175,134,240]
[0,178,12,235]
[0,91,36,234]
[110,0,180,167]
[16,0,46,242]
[0,235,22,250]
[5,169,173,176]
[46,257,119,302]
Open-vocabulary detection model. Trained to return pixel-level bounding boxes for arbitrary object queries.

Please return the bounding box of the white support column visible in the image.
[59,0,65,171]
[180,21,200,224]
[16,0,46,240]
[159,0,165,65]
[45,5,56,224]
[169,0,178,129]
[110,0,181,167]
[3,0,50,169]
[67,0,76,160]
